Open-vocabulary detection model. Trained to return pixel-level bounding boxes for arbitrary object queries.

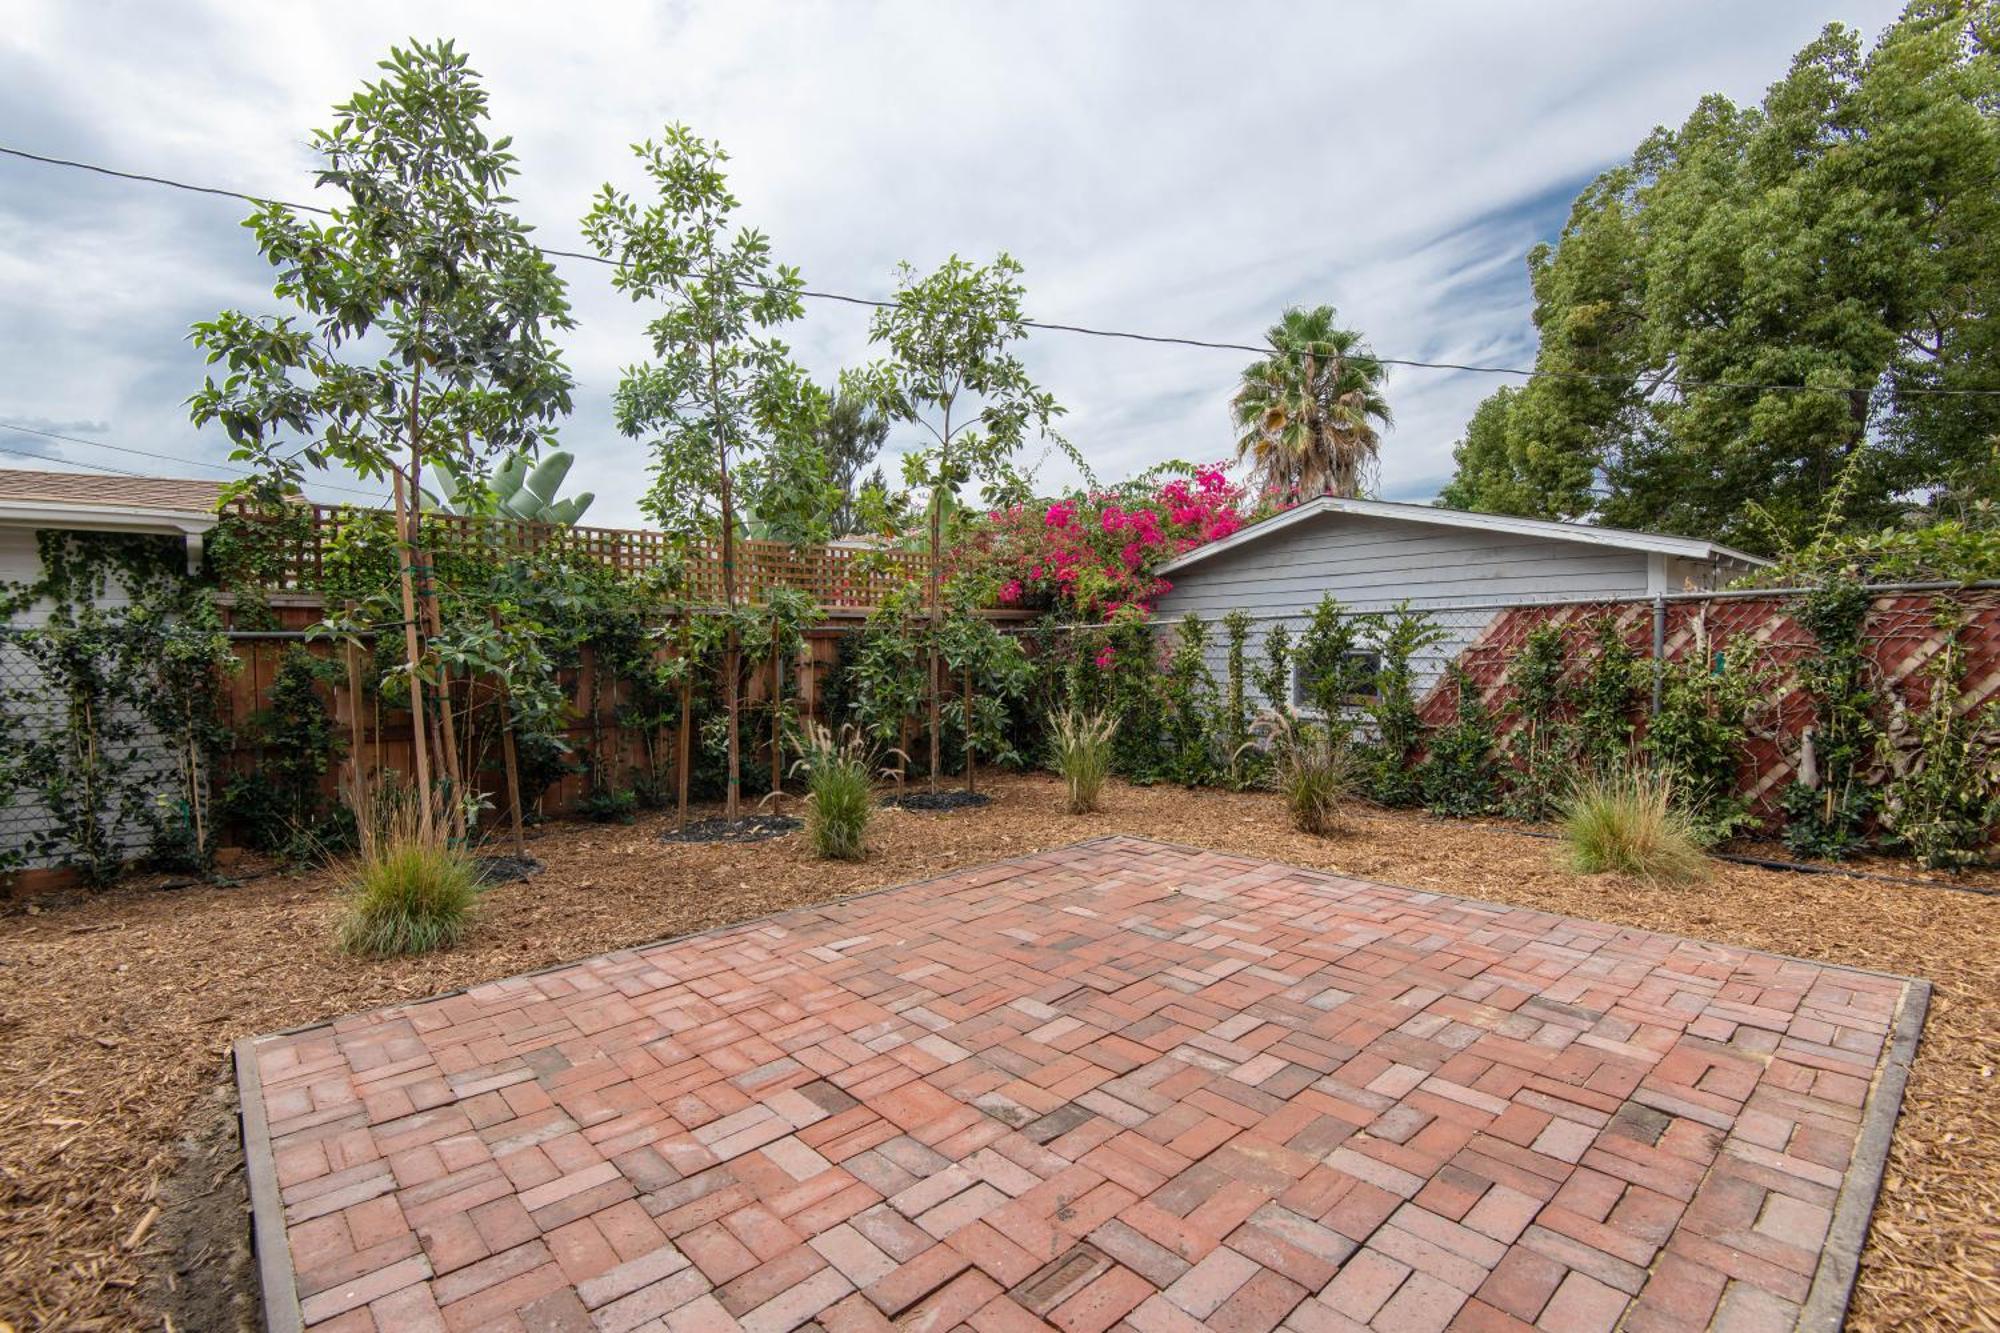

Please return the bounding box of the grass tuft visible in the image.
[1561,767,1710,885]
[792,723,879,860]
[1254,709,1359,836]
[1048,708,1118,814]
[337,787,480,956]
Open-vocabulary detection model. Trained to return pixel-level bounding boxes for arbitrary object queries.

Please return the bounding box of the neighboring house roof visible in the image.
[0,468,223,536]
[1153,495,1769,577]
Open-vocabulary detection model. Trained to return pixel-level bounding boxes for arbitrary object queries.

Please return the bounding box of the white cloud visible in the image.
[0,0,1907,523]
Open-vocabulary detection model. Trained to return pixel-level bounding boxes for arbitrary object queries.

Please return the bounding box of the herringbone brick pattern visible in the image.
[241,838,1916,1332]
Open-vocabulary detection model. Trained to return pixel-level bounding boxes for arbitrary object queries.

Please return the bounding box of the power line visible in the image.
[0,419,388,501]
[5,142,2000,400]
[0,442,149,477]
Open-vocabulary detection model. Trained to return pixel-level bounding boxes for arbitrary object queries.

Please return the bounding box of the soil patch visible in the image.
[0,773,1993,1331]
[471,854,542,885]
[657,813,802,844]
[885,789,993,813]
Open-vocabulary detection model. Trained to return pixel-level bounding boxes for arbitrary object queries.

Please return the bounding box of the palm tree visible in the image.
[1232,306,1392,499]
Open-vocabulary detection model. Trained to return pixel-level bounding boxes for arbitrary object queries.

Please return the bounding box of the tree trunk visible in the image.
[963,663,975,795]
[770,612,785,797]
[489,609,527,858]
[420,556,467,842]
[390,470,434,840]
[927,468,945,794]
[675,613,693,833]
[711,334,742,823]
[342,600,369,821]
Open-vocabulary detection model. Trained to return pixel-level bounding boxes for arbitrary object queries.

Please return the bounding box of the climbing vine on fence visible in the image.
[0,531,236,879]
[1878,599,2000,869]
[1364,602,1447,809]
[1502,622,1576,822]
[1783,574,1879,860]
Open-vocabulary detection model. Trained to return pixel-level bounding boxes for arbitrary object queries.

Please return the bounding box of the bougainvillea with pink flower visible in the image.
[970,462,1285,620]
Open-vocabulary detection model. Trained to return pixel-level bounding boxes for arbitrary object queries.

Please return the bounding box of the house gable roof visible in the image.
[1153,496,1768,577]
[0,468,223,536]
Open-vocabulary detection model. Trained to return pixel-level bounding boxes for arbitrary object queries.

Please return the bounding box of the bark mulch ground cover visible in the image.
[0,772,1993,1332]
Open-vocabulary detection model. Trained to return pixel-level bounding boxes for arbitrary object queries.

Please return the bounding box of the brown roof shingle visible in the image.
[0,468,224,514]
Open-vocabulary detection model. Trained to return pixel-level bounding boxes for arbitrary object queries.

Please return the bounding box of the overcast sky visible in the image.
[0,0,1907,527]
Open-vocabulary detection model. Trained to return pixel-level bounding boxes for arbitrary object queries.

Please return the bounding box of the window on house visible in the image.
[1293,650,1383,711]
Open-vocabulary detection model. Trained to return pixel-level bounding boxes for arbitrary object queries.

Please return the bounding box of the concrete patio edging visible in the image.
[235,1033,306,1333]
[1796,976,1931,1333]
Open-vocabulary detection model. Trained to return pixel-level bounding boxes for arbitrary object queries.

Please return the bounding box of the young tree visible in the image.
[583,126,824,821]
[864,254,1072,791]
[188,39,575,832]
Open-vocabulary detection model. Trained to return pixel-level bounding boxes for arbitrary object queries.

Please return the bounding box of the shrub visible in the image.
[1049,707,1118,813]
[1363,602,1446,808]
[1781,574,1878,860]
[1160,615,1217,787]
[1642,625,1769,843]
[1254,709,1359,836]
[577,786,639,824]
[1560,768,1708,885]
[792,722,879,859]
[1878,600,2000,869]
[1420,666,1501,817]
[1574,616,1642,771]
[1219,610,1259,788]
[338,789,479,956]
[1501,622,1576,821]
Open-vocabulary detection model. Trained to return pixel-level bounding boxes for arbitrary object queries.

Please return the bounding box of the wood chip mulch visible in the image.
[0,774,1993,1332]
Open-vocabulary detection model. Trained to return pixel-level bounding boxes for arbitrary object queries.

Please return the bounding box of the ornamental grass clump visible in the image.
[1560,768,1709,886]
[337,787,480,957]
[1253,708,1359,837]
[1049,707,1117,814]
[792,722,880,860]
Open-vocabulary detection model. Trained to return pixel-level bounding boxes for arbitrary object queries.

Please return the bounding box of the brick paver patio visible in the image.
[237,837,1926,1333]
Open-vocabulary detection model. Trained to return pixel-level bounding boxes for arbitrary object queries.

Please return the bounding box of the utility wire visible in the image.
[8,143,2000,400]
[0,419,387,500]
[0,442,149,476]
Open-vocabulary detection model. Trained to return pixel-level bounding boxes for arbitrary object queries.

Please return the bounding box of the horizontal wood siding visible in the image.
[1152,511,1653,701]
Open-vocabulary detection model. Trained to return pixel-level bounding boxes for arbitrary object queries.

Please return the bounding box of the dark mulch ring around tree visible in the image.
[885,789,993,813]
[659,814,803,844]
[472,854,542,885]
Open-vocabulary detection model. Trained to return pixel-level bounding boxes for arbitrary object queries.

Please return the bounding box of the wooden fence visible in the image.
[229,501,931,612]
[222,600,857,829]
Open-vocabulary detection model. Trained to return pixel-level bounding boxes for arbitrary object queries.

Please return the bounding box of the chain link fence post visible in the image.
[1650,593,1667,716]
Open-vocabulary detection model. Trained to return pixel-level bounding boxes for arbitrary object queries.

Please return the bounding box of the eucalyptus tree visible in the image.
[1231,306,1392,500]
[864,253,1072,790]
[583,125,824,821]
[188,39,575,829]
[818,385,892,535]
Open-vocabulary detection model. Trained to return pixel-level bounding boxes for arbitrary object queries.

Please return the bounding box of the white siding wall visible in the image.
[1150,511,1655,703]
[2,524,178,869]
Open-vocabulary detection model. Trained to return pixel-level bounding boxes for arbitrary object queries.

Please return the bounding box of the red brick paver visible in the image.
[239,838,1921,1332]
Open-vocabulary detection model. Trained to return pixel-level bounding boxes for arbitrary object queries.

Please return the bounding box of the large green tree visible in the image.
[188,39,575,828]
[1441,1,2000,550]
[1231,306,1392,499]
[583,125,825,820]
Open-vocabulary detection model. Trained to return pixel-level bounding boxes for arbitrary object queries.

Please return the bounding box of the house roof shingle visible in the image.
[0,468,224,514]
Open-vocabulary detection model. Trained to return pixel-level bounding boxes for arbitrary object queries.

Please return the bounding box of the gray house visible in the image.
[1150,496,1767,704]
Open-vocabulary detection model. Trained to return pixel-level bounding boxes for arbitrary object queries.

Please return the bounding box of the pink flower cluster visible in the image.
[975,463,1269,620]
